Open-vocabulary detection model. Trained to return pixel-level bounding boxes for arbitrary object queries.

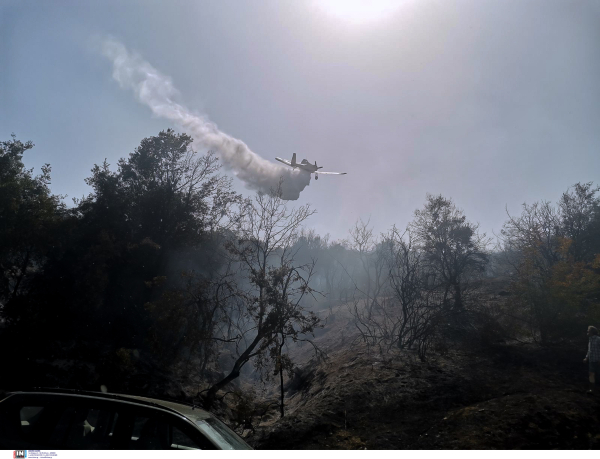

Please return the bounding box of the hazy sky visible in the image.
[2,0,599,242]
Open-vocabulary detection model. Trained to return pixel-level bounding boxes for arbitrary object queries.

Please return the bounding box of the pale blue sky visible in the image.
[2,0,599,241]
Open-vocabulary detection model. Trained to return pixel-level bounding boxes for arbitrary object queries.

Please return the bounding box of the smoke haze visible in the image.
[4,1,600,242]
[102,38,311,200]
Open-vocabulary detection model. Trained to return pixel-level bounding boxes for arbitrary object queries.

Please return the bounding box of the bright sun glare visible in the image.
[316,0,402,24]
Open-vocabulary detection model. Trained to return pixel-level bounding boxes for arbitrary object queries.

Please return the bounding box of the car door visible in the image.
[113,405,216,450]
[0,394,123,450]
[0,393,220,450]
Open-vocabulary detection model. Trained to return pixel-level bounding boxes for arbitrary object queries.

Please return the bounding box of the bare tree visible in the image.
[348,195,489,359]
[384,227,426,350]
[346,219,391,352]
[348,225,446,359]
[498,200,562,342]
[202,182,321,414]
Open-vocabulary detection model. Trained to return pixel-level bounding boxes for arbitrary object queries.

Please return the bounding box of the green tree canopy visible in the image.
[0,135,63,314]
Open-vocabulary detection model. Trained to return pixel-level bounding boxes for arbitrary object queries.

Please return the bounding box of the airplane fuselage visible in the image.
[294,159,323,173]
[274,153,346,180]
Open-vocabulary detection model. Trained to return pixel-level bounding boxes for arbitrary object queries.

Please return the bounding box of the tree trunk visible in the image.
[453,283,463,310]
[279,360,285,418]
[203,331,264,410]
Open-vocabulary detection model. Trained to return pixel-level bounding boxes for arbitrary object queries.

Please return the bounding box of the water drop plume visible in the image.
[102,38,310,199]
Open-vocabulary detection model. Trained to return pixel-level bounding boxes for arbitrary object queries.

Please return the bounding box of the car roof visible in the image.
[8,389,213,423]
[115,394,212,422]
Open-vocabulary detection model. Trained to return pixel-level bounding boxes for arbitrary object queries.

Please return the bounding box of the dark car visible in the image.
[0,390,252,450]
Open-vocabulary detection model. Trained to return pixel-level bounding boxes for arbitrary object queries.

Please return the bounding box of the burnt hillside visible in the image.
[242,302,600,449]
[251,338,600,449]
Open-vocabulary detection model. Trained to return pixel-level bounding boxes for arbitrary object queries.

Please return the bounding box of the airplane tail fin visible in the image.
[292,153,297,166]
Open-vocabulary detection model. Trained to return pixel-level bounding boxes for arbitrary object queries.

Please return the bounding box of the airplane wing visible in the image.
[317,171,347,175]
[275,157,293,167]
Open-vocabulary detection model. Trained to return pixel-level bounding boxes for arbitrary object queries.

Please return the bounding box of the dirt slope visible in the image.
[246,303,600,449]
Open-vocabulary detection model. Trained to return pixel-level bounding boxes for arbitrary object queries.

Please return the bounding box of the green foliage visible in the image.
[1,130,240,360]
[558,182,600,262]
[500,182,600,343]
[79,129,239,249]
[77,129,238,334]
[410,194,489,311]
[144,267,234,378]
[0,135,64,320]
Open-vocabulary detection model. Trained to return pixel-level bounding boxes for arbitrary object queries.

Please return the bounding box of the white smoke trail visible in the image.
[102,38,311,200]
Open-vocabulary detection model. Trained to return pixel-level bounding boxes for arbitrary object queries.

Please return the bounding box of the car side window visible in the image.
[128,414,207,450]
[11,401,120,450]
[48,406,76,445]
[85,408,119,449]
[20,406,44,436]
[0,404,58,449]
[18,405,66,447]
[61,407,119,449]
[1,396,224,450]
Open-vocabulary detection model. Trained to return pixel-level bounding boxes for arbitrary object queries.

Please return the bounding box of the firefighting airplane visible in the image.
[275,153,347,180]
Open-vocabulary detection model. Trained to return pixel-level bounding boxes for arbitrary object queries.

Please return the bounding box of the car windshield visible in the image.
[195,417,252,450]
